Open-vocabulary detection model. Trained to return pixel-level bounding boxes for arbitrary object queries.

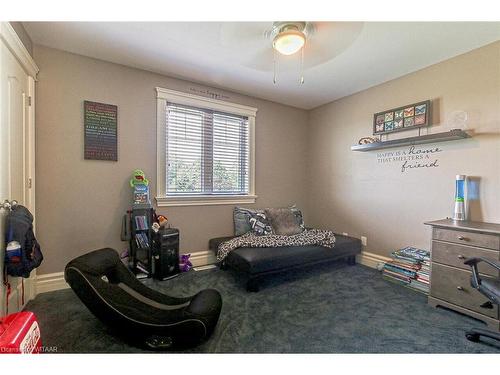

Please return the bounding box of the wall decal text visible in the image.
[189,87,230,100]
[377,145,443,173]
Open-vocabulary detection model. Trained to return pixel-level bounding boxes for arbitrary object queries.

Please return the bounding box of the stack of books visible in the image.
[134,216,148,230]
[135,232,149,248]
[382,246,431,294]
[135,261,150,279]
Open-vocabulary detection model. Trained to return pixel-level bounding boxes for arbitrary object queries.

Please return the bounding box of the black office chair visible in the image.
[463,257,500,343]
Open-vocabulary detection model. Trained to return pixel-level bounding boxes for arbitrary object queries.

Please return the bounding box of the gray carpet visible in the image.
[25,262,500,353]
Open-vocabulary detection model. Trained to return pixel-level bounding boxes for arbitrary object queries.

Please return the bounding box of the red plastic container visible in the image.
[0,312,42,354]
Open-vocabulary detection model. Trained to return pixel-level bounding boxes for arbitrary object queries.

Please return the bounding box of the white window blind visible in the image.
[165,102,250,196]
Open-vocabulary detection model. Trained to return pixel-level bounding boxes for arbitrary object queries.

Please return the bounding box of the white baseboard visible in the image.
[34,250,381,295]
[188,250,217,267]
[35,272,69,295]
[34,251,216,295]
[190,250,387,270]
[186,250,388,271]
[356,250,391,270]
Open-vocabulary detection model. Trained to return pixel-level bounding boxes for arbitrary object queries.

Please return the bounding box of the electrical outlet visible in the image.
[342,232,348,236]
[361,236,367,246]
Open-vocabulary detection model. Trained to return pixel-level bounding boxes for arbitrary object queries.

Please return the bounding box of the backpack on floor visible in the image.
[4,205,43,278]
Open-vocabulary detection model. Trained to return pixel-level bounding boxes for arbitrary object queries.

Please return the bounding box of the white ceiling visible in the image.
[24,22,500,109]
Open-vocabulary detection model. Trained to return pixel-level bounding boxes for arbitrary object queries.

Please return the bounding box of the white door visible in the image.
[0,25,36,316]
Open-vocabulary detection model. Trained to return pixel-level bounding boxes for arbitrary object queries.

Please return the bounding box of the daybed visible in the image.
[209,233,361,292]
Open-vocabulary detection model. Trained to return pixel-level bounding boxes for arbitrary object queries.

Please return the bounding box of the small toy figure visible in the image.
[119,249,129,265]
[151,222,160,233]
[179,254,192,272]
[130,169,150,205]
[358,136,380,145]
[130,169,149,187]
[157,215,168,228]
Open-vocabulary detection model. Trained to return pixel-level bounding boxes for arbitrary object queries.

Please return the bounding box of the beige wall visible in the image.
[34,45,309,274]
[307,41,500,258]
[9,22,33,57]
[34,41,500,273]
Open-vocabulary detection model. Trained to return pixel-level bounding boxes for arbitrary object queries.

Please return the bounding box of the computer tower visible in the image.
[153,228,180,280]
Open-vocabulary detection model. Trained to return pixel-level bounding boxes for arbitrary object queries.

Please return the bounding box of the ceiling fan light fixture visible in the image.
[273,29,306,56]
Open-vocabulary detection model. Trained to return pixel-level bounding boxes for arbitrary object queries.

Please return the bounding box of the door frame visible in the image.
[0,23,38,77]
[24,75,37,302]
[1,22,39,309]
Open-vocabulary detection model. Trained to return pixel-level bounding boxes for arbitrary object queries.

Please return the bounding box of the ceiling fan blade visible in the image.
[219,22,273,46]
[302,22,364,67]
[204,22,365,72]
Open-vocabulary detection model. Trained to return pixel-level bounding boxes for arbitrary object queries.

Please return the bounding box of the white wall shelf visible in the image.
[351,129,470,152]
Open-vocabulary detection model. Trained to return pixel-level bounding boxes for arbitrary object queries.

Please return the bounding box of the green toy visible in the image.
[130,169,149,188]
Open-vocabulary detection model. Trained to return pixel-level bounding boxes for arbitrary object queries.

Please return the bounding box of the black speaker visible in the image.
[153,228,180,280]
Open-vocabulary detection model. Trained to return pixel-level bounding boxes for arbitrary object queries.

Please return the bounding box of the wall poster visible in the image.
[84,100,118,161]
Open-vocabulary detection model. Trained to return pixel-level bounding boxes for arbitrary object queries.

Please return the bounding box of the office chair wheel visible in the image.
[465,332,480,342]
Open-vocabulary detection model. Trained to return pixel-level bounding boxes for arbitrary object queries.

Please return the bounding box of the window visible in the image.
[156,87,257,206]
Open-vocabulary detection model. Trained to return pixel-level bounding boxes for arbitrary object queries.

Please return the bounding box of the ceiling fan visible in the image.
[267,22,312,84]
[219,22,364,85]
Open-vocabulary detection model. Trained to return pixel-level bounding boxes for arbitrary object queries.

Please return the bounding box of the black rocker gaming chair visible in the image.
[65,248,222,350]
[463,257,500,343]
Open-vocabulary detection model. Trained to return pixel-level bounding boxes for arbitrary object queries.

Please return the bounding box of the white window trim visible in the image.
[156,87,257,207]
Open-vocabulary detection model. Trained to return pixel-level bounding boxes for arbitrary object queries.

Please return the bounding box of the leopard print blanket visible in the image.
[217,229,336,261]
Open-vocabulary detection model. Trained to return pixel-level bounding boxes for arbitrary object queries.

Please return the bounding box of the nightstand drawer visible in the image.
[431,263,499,318]
[431,241,500,277]
[433,228,500,250]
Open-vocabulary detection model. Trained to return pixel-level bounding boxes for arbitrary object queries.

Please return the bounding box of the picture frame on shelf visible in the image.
[373,100,431,136]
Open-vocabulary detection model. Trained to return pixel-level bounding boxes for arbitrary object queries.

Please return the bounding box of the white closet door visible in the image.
[0,25,35,315]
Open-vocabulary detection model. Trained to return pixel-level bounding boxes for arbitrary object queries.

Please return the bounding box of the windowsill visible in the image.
[155,194,258,207]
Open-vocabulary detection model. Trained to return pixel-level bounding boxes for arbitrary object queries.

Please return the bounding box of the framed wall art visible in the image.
[373,100,431,136]
[84,100,118,161]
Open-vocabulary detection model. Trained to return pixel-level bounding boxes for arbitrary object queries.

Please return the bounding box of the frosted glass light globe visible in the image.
[273,30,306,55]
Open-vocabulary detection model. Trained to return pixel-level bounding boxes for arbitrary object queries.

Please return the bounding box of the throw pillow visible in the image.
[233,207,263,236]
[248,212,274,236]
[265,207,304,235]
[290,205,306,230]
